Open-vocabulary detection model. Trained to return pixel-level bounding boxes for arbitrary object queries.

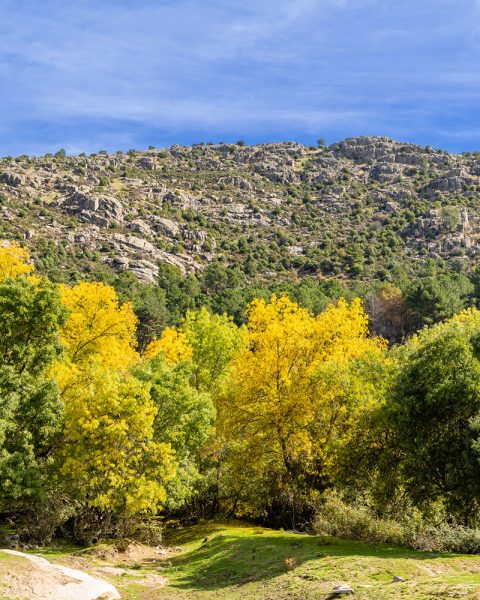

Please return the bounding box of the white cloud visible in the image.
[0,0,480,153]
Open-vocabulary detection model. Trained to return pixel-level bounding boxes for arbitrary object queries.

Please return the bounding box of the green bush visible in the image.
[313,494,412,546]
[313,494,480,554]
[415,525,480,554]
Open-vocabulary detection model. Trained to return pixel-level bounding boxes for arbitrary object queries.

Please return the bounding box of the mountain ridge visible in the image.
[1,135,479,285]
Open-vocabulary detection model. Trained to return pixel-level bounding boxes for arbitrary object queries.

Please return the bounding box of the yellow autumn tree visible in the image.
[54,280,140,410]
[0,242,33,281]
[144,327,192,363]
[58,281,139,373]
[60,367,175,514]
[219,295,386,516]
[54,281,175,518]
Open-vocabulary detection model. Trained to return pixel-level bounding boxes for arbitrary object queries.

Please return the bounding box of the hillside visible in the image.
[1,137,479,286]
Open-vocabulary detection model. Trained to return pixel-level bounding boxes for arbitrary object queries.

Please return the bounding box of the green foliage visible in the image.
[135,355,215,509]
[314,493,414,546]
[314,494,480,554]
[156,264,202,323]
[113,272,170,349]
[388,321,480,523]
[440,206,461,232]
[181,307,243,394]
[60,369,175,515]
[0,276,67,502]
[404,273,474,329]
[0,277,66,373]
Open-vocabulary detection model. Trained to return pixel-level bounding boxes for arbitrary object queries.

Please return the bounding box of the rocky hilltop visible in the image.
[1,136,479,284]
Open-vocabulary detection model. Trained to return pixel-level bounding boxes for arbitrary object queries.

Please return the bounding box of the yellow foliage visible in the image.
[58,281,139,372]
[60,367,175,513]
[55,281,176,514]
[378,283,403,302]
[397,308,480,356]
[144,327,192,363]
[315,297,384,362]
[232,295,383,400]
[220,295,386,508]
[448,306,480,328]
[0,242,33,281]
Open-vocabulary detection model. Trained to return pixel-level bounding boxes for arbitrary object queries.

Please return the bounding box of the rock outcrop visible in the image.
[57,191,123,227]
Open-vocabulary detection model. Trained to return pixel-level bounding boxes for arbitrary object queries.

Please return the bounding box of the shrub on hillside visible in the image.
[313,494,480,554]
[414,525,480,554]
[313,494,412,546]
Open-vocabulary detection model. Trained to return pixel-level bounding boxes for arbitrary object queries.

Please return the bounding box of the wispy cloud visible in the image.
[0,0,479,154]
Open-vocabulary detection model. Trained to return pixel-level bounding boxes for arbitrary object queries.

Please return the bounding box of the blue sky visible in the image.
[1,0,480,155]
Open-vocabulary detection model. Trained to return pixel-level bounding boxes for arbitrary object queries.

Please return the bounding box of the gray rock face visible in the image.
[111,255,159,283]
[370,164,401,183]
[154,217,180,238]
[218,176,254,190]
[330,136,398,162]
[128,259,159,283]
[163,190,199,209]
[111,233,157,254]
[58,192,123,227]
[395,151,425,166]
[423,173,476,194]
[181,227,207,251]
[0,171,25,187]
[384,201,400,212]
[330,136,444,167]
[403,206,479,256]
[109,233,198,275]
[254,162,298,184]
[288,245,304,256]
[136,156,157,170]
[129,218,153,236]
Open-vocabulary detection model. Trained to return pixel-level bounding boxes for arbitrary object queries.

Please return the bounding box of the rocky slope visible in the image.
[1,136,479,284]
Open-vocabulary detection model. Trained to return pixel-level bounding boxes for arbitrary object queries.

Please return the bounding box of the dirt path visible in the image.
[0,549,120,599]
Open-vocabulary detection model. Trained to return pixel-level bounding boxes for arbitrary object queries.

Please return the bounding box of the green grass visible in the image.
[28,521,480,599]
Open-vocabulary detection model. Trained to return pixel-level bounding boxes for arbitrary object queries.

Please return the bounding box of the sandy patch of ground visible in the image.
[94,565,168,587]
[0,549,120,600]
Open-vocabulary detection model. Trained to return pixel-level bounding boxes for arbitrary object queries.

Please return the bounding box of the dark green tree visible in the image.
[113,272,170,349]
[389,326,480,523]
[404,273,473,331]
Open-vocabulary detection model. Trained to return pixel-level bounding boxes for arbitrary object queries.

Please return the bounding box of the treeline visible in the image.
[2,242,480,547]
[95,259,479,350]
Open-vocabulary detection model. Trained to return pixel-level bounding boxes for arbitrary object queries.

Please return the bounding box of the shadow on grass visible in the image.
[160,521,450,591]
[26,543,81,558]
